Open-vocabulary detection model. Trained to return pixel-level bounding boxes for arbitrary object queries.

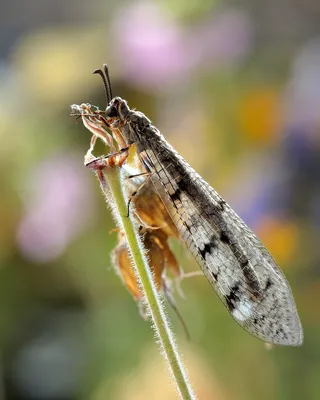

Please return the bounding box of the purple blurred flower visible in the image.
[114,3,252,89]
[284,37,320,130]
[17,153,96,263]
[255,38,320,226]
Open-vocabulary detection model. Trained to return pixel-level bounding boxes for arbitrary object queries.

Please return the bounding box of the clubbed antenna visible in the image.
[103,64,113,101]
[93,64,113,104]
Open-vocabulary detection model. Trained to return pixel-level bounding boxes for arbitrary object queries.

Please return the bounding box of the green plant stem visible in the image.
[104,165,196,400]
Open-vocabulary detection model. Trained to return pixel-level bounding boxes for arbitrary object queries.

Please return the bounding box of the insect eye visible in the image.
[105,105,118,118]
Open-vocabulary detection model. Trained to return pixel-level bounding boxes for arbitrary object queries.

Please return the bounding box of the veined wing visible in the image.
[136,124,303,346]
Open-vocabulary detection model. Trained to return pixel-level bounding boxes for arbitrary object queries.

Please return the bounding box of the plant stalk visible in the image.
[102,164,196,400]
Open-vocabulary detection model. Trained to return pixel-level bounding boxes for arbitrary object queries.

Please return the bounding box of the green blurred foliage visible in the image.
[1,0,320,399]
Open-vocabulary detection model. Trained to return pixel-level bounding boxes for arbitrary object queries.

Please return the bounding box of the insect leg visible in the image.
[126,172,152,217]
[162,278,190,341]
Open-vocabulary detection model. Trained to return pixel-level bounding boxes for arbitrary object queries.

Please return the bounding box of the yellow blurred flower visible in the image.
[237,88,280,145]
[12,27,107,104]
[256,217,299,266]
[93,345,227,400]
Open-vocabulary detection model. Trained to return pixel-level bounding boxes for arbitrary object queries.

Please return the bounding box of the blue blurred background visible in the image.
[1,1,320,399]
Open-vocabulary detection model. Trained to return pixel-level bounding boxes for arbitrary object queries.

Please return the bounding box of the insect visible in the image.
[78,120,192,337]
[86,149,182,301]
[72,65,303,346]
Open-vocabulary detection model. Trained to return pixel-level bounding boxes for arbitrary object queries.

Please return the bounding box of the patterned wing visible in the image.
[137,125,303,346]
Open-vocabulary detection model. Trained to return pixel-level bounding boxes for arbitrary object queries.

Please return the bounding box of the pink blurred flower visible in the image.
[17,153,96,263]
[113,2,252,89]
[189,10,252,68]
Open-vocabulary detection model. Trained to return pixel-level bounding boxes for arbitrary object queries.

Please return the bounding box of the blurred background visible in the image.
[1,0,320,399]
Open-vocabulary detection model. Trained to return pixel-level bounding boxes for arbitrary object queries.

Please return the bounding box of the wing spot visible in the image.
[177,178,189,193]
[225,282,241,312]
[199,235,217,259]
[219,200,226,211]
[240,259,249,268]
[265,278,272,291]
[220,231,230,244]
[170,188,182,202]
[199,243,212,259]
[211,271,218,281]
